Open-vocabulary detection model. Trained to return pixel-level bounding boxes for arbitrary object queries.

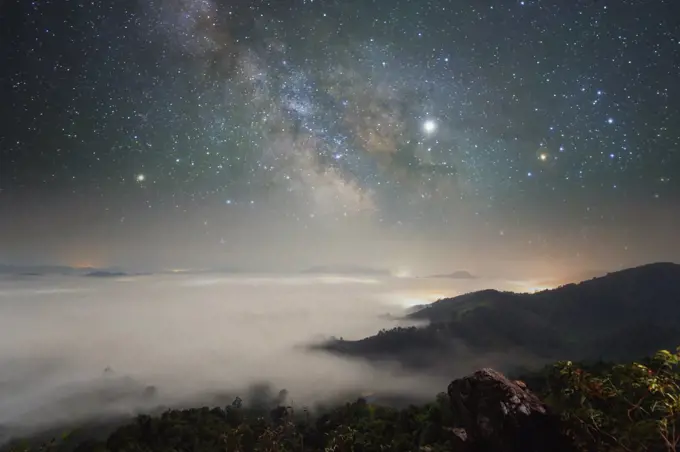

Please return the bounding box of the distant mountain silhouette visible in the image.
[160,267,248,275]
[84,271,128,278]
[0,264,137,278]
[426,270,477,279]
[301,265,391,276]
[0,264,93,276]
[316,262,680,374]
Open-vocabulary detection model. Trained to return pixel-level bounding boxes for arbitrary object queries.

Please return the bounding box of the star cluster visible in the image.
[1,0,679,268]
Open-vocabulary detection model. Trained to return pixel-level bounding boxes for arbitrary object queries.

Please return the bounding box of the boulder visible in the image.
[447,368,575,452]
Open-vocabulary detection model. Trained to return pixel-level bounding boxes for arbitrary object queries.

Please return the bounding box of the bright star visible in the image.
[423,119,437,134]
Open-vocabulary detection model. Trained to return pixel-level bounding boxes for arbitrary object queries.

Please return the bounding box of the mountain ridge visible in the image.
[315,262,680,375]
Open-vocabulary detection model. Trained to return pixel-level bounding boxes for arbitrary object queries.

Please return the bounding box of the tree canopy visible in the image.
[6,347,680,452]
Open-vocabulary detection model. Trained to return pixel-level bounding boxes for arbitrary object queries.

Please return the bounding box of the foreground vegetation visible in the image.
[7,347,680,452]
[544,347,680,451]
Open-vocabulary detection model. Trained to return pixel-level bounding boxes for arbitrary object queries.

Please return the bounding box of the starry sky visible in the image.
[0,0,679,275]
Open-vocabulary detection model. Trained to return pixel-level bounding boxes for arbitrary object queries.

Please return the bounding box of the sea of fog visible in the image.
[0,272,538,441]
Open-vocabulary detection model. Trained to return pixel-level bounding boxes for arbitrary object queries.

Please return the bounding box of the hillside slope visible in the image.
[317,262,680,373]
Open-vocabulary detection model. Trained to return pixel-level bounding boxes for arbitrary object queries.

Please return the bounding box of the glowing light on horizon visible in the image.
[386,291,448,309]
[394,268,413,278]
[400,298,430,308]
[508,279,556,294]
[526,286,552,293]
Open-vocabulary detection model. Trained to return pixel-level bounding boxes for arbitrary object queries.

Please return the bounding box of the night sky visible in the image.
[1,0,679,275]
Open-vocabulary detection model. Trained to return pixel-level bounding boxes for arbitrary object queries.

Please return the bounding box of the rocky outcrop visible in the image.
[447,368,575,452]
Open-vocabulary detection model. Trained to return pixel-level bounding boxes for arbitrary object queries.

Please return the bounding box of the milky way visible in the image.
[1,0,679,271]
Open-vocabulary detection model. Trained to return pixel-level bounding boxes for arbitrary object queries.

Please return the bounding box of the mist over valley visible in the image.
[0,269,547,443]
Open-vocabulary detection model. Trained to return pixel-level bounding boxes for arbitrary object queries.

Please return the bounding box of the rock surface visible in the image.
[447,368,575,452]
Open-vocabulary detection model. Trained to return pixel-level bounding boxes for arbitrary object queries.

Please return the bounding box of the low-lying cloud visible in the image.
[0,272,536,443]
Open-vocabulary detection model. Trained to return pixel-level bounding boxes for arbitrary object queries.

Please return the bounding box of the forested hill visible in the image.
[318,262,680,372]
